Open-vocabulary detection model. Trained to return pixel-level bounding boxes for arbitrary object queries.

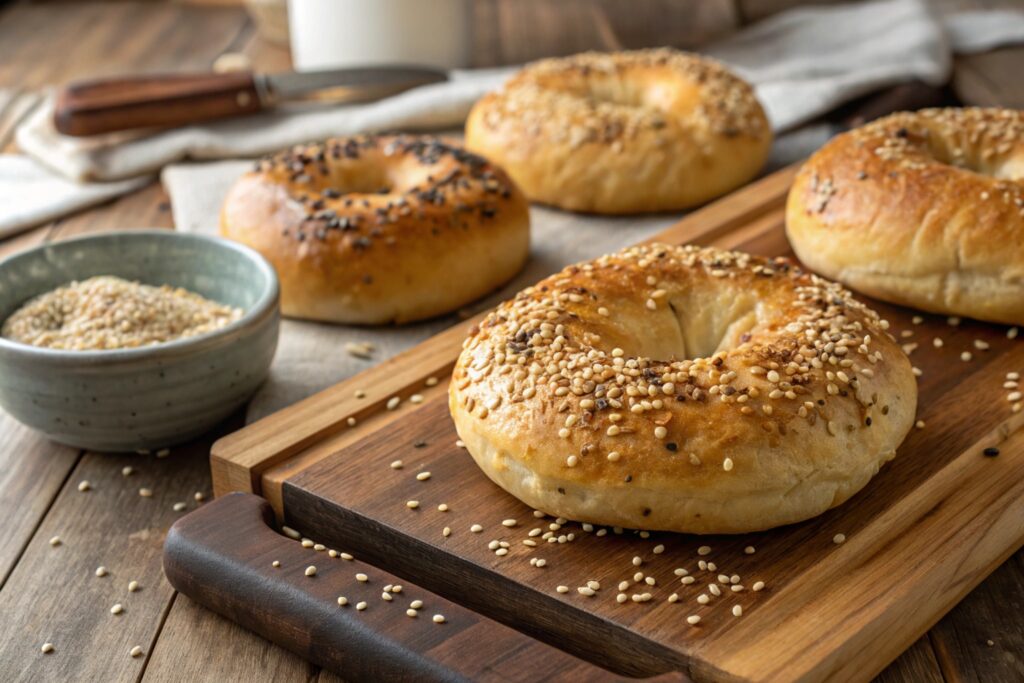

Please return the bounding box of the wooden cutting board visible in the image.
[191,165,1024,682]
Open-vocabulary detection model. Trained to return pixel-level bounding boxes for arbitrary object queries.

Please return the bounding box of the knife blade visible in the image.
[53,66,449,137]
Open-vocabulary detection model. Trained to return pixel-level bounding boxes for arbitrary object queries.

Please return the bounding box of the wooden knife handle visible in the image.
[163,493,653,682]
[53,71,263,136]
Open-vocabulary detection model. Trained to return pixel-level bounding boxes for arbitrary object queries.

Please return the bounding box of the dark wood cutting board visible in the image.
[178,165,1024,682]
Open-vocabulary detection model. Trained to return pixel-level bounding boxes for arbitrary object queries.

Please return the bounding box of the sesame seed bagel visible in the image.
[221,135,530,324]
[465,49,772,214]
[787,108,1024,325]
[449,243,916,534]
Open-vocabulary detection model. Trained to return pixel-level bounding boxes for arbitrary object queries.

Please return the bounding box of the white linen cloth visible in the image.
[1,0,1023,237]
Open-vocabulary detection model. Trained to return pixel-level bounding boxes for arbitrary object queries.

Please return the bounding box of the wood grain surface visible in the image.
[0,1,1021,682]
[210,169,1024,681]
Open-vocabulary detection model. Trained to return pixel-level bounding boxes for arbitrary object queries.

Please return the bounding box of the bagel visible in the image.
[221,135,531,324]
[449,243,916,534]
[465,49,772,214]
[786,107,1024,325]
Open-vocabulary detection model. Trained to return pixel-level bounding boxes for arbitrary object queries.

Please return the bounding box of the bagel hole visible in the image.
[602,293,762,362]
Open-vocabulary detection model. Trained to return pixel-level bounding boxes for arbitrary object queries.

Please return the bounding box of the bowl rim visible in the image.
[0,229,280,364]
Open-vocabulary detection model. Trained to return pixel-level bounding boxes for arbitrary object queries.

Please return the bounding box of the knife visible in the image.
[53,66,449,137]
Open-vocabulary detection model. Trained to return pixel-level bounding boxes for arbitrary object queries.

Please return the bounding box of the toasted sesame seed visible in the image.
[356,601,367,611]
[425,376,440,387]
[833,533,846,544]
[502,519,517,528]
[470,524,483,533]
[129,646,143,658]
[752,581,765,591]
[346,417,357,427]
[410,394,424,404]
[337,596,348,606]
[723,457,734,472]
[1008,328,1019,340]
[386,396,401,410]
[406,500,419,509]
[566,455,579,467]
[687,615,701,625]
[933,337,944,348]
[744,546,756,554]
[390,460,403,469]
[305,566,317,577]
[272,561,281,568]
[128,580,139,592]
[41,643,54,654]
[654,426,668,439]
[416,471,431,481]
[915,420,925,429]
[961,352,973,362]
[1009,392,1022,402]
[194,491,205,502]
[433,614,446,623]
[732,605,743,617]
[139,488,152,498]
[607,451,621,462]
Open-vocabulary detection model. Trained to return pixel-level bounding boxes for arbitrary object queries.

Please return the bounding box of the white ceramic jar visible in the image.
[287,0,471,70]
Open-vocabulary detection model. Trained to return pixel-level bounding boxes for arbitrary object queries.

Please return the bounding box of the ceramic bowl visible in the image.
[0,230,279,452]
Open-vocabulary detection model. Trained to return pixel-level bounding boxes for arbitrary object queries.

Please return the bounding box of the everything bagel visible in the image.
[787,107,1024,325]
[465,49,772,214]
[450,243,917,534]
[221,135,531,324]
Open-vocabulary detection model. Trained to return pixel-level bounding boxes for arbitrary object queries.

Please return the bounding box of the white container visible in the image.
[288,0,471,71]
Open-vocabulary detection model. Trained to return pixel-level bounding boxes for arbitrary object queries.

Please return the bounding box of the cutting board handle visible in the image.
[164,493,650,682]
[53,72,263,136]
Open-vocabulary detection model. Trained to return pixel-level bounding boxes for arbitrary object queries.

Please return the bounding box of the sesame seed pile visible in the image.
[251,135,515,246]
[453,243,904,485]
[1,276,241,351]
[479,49,768,151]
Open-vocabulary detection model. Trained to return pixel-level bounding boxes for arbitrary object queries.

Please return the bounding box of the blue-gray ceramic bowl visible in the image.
[0,230,279,452]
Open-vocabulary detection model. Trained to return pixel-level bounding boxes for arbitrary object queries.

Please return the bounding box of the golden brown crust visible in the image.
[465,49,772,214]
[786,107,1024,325]
[221,135,531,324]
[450,243,916,534]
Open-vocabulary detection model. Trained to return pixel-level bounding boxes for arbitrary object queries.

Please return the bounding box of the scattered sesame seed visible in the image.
[416,471,431,481]
[698,546,711,556]
[709,584,722,597]
[95,566,107,577]
[632,556,642,566]
[566,455,579,467]
[347,417,357,427]
[390,460,403,470]
[653,544,665,554]
[933,337,944,348]
[301,539,314,548]
[381,592,393,602]
[272,561,281,568]
[697,594,710,605]
[744,546,756,555]
[723,457,734,472]
[752,581,765,591]
[961,352,973,362]
[111,604,124,615]
[947,317,961,327]
[912,316,923,325]
[433,614,446,624]
[356,602,367,611]
[129,646,143,658]
[121,466,134,476]
[495,548,509,556]
[556,585,569,594]
[732,605,743,617]
[687,615,701,625]
[406,500,420,509]
[172,502,187,512]
[314,544,326,552]
[502,519,517,528]
[77,480,91,492]
[1009,392,1022,402]
[833,533,846,544]
[340,553,354,561]
[386,396,401,410]
[654,426,668,439]
[194,492,205,502]
[356,573,368,582]
[425,377,440,387]
[282,526,301,539]
[681,576,696,585]
[128,580,139,592]
[1008,328,1019,340]
[607,451,621,462]
[49,536,61,547]
[915,420,925,429]
[406,609,418,618]
[337,596,348,606]
[304,566,317,577]
[41,643,54,654]
[470,524,483,533]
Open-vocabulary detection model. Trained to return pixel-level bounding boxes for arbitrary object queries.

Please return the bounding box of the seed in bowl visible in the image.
[1,276,242,351]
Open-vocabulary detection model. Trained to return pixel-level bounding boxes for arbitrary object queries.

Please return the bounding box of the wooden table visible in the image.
[0,2,1020,681]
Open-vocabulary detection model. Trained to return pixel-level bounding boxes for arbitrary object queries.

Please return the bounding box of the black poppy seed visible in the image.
[983,447,1000,457]
[665,442,678,452]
